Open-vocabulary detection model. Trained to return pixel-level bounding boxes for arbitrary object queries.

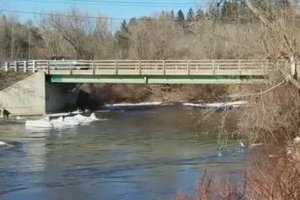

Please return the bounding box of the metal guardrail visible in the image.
[0,59,289,76]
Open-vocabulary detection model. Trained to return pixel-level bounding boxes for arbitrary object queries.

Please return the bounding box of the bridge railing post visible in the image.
[47,60,50,74]
[187,60,190,75]
[24,61,27,72]
[68,61,73,75]
[261,60,265,73]
[238,60,242,76]
[163,60,166,75]
[212,60,215,75]
[14,61,18,72]
[5,62,9,72]
[92,60,95,75]
[139,60,141,75]
[115,60,118,75]
[32,60,36,72]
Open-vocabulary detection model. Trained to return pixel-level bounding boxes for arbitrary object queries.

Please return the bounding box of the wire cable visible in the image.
[8,0,206,8]
[0,9,199,21]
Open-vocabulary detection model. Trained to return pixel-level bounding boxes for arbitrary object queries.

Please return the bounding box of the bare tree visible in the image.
[41,8,114,59]
[245,0,298,77]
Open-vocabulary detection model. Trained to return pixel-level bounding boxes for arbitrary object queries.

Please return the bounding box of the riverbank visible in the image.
[176,82,300,199]
[79,84,231,104]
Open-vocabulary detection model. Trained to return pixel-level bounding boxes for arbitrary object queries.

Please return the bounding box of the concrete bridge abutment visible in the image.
[0,72,78,116]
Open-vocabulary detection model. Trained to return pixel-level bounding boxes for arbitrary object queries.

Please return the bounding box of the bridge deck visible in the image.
[1,60,283,84]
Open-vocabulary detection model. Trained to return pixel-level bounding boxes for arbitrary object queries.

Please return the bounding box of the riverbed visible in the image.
[0,106,249,200]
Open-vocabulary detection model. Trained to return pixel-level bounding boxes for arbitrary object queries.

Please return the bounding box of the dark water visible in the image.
[0,107,248,200]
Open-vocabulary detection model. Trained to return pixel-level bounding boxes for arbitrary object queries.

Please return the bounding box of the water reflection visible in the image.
[0,107,248,200]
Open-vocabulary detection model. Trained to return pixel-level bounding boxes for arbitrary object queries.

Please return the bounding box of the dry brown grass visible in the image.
[0,71,32,91]
[174,171,246,200]
[174,156,300,200]
[246,158,300,200]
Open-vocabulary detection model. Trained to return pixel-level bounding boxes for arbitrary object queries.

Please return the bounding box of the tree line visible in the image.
[0,0,297,62]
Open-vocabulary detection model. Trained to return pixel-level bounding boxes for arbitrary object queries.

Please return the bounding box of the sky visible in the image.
[0,0,208,26]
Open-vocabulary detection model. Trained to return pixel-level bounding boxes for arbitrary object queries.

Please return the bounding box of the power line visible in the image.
[22,0,201,6]
[11,0,206,8]
[0,9,207,21]
[68,0,200,4]
[0,9,124,20]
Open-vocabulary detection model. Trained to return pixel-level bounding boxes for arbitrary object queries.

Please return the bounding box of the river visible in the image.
[0,106,249,200]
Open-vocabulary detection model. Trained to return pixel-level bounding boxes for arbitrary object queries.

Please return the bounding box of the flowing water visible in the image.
[0,106,248,200]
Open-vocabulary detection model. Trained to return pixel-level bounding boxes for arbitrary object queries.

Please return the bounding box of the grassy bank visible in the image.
[0,71,31,91]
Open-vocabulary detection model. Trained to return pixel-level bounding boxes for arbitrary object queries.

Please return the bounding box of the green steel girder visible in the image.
[49,75,266,85]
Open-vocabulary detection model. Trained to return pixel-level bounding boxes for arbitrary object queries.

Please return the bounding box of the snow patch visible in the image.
[183,101,248,109]
[104,101,162,107]
[25,113,104,129]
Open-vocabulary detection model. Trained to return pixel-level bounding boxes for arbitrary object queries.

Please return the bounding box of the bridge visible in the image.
[2,59,276,84]
[0,59,289,115]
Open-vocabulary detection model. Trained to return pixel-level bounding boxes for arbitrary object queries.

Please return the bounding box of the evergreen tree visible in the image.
[116,20,130,58]
[207,4,220,20]
[128,17,137,27]
[170,10,175,20]
[221,1,239,22]
[176,10,185,24]
[186,8,195,22]
[196,8,205,19]
[121,20,127,31]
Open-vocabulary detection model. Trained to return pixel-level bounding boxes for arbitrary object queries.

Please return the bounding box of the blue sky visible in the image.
[0,0,207,25]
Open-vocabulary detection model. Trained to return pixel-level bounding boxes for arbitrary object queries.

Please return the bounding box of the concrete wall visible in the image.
[0,72,46,115]
[0,72,79,116]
